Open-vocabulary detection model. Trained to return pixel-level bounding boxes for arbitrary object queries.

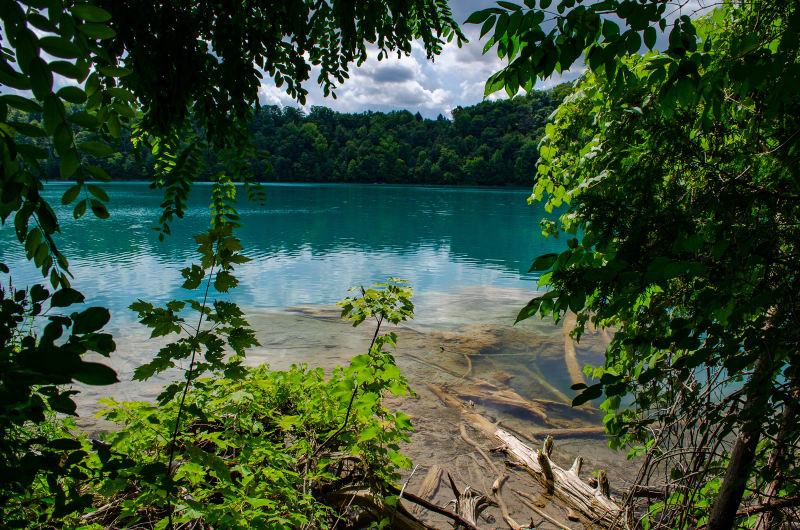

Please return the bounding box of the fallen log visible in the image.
[445,380,549,423]
[528,426,607,439]
[410,465,444,518]
[428,384,622,525]
[562,312,584,387]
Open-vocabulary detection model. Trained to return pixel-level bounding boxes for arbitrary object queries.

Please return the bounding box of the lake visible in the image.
[1,182,563,318]
[1,181,604,407]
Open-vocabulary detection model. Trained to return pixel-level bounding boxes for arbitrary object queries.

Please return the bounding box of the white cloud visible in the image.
[255,0,588,117]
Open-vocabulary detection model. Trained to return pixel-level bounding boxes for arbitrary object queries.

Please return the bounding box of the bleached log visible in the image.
[428,384,622,525]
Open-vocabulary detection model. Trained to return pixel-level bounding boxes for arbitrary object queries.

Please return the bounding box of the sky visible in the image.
[258,0,586,119]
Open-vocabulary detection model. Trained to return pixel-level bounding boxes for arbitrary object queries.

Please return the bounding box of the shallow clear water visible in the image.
[1,182,564,321]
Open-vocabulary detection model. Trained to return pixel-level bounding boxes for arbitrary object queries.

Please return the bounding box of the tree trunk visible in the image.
[707,354,773,530]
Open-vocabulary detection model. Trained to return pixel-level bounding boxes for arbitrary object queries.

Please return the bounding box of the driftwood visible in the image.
[492,475,531,530]
[518,363,573,405]
[446,473,496,529]
[515,490,574,530]
[445,380,549,423]
[562,312,584,387]
[428,384,622,525]
[528,426,607,439]
[410,465,444,517]
[444,379,596,427]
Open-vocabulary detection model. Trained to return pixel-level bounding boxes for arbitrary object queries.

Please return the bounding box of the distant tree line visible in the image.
[11,85,569,186]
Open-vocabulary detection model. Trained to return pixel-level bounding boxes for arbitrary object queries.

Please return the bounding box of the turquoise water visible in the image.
[1,182,563,321]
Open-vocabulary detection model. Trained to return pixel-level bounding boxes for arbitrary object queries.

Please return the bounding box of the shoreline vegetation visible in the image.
[9,86,569,187]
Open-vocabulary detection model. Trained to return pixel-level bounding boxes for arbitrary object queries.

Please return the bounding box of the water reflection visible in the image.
[0,182,564,321]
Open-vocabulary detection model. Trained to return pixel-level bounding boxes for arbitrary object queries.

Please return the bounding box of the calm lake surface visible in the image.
[1,182,563,320]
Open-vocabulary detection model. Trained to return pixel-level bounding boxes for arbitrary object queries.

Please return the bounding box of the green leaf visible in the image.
[38,36,80,59]
[16,144,48,159]
[87,184,109,202]
[73,361,118,385]
[62,184,81,205]
[464,9,493,25]
[515,296,543,323]
[98,66,133,78]
[78,141,114,157]
[8,121,46,137]
[529,253,558,271]
[572,384,603,407]
[77,22,116,40]
[51,288,85,307]
[69,110,101,129]
[90,199,109,219]
[644,26,657,49]
[29,58,53,100]
[85,165,112,182]
[214,270,238,293]
[2,94,42,113]
[74,199,87,219]
[72,306,110,334]
[60,149,81,179]
[57,86,87,104]
[71,4,112,23]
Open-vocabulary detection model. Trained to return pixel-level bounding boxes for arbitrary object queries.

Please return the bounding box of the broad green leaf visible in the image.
[71,4,112,22]
[57,85,87,104]
[2,94,42,113]
[529,253,558,271]
[77,22,116,40]
[87,184,109,202]
[61,184,81,205]
[90,199,109,219]
[51,287,85,307]
[8,121,46,137]
[78,141,114,157]
[38,36,80,59]
[72,306,110,334]
[28,58,53,100]
[644,26,657,49]
[60,149,81,179]
[73,362,118,385]
[85,165,112,182]
[69,110,101,129]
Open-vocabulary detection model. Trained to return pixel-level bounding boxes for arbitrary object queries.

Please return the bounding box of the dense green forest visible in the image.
[11,86,567,186]
[248,88,567,186]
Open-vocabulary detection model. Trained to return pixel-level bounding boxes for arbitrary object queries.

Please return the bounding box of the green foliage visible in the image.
[88,280,415,529]
[482,0,800,525]
[94,360,413,529]
[0,275,117,526]
[244,93,567,186]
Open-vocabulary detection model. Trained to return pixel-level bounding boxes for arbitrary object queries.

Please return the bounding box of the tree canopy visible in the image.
[473,0,800,526]
[0,1,463,526]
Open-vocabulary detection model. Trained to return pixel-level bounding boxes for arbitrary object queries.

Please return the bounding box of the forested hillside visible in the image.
[248,86,568,186]
[12,85,568,186]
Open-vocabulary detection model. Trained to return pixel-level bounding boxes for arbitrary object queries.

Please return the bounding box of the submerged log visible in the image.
[445,380,549,423]
[428,384,622,525]
[410,465,444,518]
[562,312,584,387]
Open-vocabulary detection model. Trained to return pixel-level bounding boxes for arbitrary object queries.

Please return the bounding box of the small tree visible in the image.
[471,0,800,526]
